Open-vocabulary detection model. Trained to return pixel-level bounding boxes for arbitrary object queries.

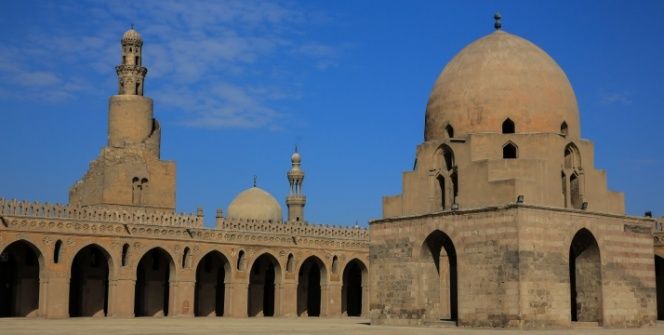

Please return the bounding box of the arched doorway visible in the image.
[0,240,42,317]
[342,259,367,317]
[69,244,111,317]
[569,228,602,323]
[195,251,229,317]
[655,255,664,320]
[135,248,173,317]
[421,230,457,322]
[297,256,326,317]
[248,253,280,317]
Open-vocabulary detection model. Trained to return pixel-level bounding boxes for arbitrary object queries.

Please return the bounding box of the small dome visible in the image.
[425,30,580,140]
[227,187,282,222]
[122,28,142,44]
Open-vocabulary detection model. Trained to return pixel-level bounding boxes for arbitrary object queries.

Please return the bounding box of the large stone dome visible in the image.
[425,30,580,140]
[227,187,282,222]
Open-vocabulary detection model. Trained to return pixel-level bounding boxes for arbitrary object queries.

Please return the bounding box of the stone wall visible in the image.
[369,205,656,328]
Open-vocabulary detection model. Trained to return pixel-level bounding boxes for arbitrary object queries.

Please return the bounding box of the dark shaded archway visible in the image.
[342,259,367,317]
[569,228,602,323]
[421,230,457,322]
[655,255,664,320]
[135,248,174,317]
[0,240,42,317]
[69,244,111,317]
[297,256,326,317]
[195,251,230,317]
[248,253,281,317]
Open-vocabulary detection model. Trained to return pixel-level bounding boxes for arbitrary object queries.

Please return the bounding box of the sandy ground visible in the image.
[0,317,662,335]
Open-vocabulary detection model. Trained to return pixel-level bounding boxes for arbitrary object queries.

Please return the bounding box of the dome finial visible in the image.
[494,12,502,30]
[253,175,257,187]
[131,23,134,30]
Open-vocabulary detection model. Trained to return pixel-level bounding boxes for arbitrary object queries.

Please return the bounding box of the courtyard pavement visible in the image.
[0,317,662,335]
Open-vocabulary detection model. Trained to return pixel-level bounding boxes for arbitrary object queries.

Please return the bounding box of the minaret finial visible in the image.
[294,145,298,153]
[131,23,134,30]
[494,12,502,30]
[253,175,257,187]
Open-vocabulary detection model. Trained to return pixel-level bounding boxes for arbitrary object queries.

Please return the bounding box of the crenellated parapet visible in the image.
[220,217,368,241]
[0,198,202,228]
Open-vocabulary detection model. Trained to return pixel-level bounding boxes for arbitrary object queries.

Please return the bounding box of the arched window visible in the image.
[445,124,454,138]
[502,118,515,134]
[54,240,63,264]
[503,142,518,159]
[564,143,581,170]
[121,243,129,266]
[287,253,294,272]
[561,121,569,137]
[182,247,190,269]
[332,256,339,274]
[237,250,246,271]
[435,145,458,210]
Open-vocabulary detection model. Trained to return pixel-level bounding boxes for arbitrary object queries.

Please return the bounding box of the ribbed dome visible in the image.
[425,30,580,140]
[122,28,142,44]
[227,187,282,222]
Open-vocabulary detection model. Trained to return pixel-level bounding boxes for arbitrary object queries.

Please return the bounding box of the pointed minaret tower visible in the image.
[286,147,306,223]
[69,27,176,210]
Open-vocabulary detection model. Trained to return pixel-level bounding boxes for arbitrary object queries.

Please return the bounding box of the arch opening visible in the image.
[54,240,62,264]
[561,121,569,136]
[502,118,515,134]
[342,259,367,317]
[0,240,41,317]
[503,142,518,159]
[421,230,457,322]
[569,229,602,323]
[435,145,457,210]
[69,245,110,317]
[445,124,454,138]
[195,251,229,317]
[655,255,664,320]
[135,248,173,317]
[297,256,326,317]
[248,253,280,317]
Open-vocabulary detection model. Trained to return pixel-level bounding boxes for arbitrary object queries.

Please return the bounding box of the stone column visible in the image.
[325,282,342,317]
[439,252,451,320]
[280,281,297,317]
[226,280,248,317]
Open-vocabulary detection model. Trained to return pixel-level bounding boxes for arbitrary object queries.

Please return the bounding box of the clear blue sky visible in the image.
[1,1,663,227]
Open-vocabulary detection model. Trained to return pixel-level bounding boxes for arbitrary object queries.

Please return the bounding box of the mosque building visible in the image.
[0,15,663,329]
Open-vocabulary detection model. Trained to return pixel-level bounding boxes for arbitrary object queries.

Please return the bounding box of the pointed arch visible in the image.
[0,240,43,317]
[445,124,454,138]
[502,118,515,134]
[564,143,582,170]
[503,141,518,159]
[53,240,63,264]
[569,228,602,323]
[248,252,282,317]
[656,255,664,320]
[135,247,175,317]
[561,121,569,136]
[433,144,458,210]
[194,250,230,317]
[69,244,112,317]
[341,258,368,317]
[286,253,294,272]
[297,256,328,317]
[421,230,457,322]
